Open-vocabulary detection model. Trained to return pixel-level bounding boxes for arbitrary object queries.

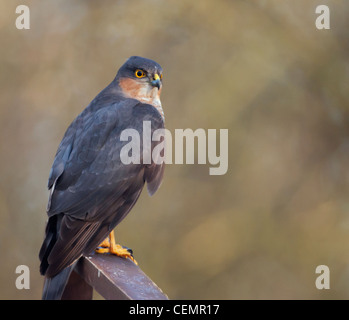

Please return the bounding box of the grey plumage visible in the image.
[39,56,165,299]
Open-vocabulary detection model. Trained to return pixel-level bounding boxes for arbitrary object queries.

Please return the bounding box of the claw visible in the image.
[122,246,133,256]
[95,247,110,254]
[95,230,138,265]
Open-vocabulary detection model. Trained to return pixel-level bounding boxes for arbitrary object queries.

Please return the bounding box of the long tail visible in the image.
[42,263,76,300]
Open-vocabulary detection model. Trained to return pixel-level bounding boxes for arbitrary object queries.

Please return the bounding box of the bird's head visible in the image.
[116,56,163,109]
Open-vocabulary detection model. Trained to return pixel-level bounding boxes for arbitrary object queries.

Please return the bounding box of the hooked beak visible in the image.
[151,74,161,90]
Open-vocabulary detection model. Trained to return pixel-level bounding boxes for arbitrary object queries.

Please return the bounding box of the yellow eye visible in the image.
[135,69,146,78]
[160,73,163,80]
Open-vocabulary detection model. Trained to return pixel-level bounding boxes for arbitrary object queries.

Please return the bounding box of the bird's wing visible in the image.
[47,100,164,219]
[41,100,165,276]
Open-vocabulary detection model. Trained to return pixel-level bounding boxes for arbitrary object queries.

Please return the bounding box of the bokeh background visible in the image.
[1,0,349,299]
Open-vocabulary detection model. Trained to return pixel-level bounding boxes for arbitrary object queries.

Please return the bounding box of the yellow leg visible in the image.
[95,231,137,265]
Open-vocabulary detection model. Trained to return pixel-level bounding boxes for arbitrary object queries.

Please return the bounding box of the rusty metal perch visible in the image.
[61,252,168,300]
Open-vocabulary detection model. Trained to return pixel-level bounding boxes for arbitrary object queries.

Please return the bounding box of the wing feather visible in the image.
[40,98,165,277]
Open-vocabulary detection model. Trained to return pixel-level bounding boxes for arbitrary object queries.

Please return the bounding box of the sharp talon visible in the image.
[95,247,109,254]
[95,231,138,265]
[110,244,138,265]
[122,246,133,256]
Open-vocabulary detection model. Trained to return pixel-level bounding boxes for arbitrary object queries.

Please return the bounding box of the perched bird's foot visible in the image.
[109,244,137,265]
[95,231,137,265]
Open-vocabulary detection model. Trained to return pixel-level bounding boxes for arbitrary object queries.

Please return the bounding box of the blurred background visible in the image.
[1,0,349,299]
